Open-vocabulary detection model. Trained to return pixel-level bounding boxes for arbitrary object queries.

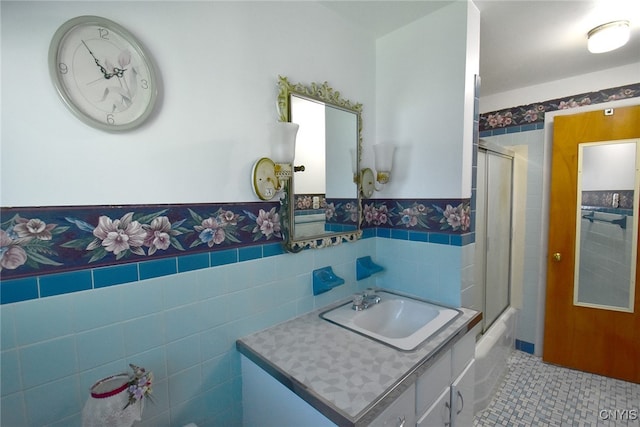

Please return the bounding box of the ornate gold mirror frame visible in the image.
[277,76,363,252]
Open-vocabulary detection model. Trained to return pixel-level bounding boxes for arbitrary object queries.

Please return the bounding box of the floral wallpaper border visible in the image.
[362,199,471,233]
[1,199,471,281]
[479,83,640,132]
[0,202,282,280]
[294,195,359,226]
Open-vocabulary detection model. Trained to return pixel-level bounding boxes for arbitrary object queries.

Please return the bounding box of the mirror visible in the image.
[276,76,363,252]
[574,139,639,312]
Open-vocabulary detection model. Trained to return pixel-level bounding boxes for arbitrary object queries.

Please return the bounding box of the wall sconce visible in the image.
[360,143,395,198]
[587,20,630,53]
[251,122,299,200]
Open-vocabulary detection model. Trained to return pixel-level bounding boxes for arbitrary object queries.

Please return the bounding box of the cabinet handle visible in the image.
[444,401,451,426]
[456,390,464,415]
[396,415,405,427]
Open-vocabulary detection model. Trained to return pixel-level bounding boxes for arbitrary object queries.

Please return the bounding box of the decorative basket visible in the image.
[81,373,144,427]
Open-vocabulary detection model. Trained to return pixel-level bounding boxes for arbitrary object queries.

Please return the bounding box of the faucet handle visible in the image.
[363,288,381,304]
[352,293,365,310]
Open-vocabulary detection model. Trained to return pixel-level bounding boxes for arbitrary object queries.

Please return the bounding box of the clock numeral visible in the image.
[58,62,69,74]
[106,114,115,125]
[140,79,149,90]
[98,28,109,39]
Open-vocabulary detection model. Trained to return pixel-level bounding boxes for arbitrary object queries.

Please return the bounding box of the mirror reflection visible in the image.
[277,76,363,251]
[291,95,359,238]
[574,139,639,312]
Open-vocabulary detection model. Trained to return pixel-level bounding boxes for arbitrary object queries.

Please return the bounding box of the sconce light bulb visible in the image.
[373,143,395,185]
[377,171,391,185]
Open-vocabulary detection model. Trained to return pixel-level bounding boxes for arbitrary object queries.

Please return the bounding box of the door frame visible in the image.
[535,98,640,357]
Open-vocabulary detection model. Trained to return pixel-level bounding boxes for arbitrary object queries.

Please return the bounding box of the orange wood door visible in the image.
[543,105,640,383]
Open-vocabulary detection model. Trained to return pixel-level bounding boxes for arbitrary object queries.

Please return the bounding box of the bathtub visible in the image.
[473,307,518,414]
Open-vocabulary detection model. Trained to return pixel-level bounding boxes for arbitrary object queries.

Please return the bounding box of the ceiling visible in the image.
[320,0,640,97]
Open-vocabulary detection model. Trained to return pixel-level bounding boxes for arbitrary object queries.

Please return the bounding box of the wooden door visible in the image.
[543,105,640,383]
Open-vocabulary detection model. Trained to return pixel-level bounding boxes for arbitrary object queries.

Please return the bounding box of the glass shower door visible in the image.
[476,147,513,331]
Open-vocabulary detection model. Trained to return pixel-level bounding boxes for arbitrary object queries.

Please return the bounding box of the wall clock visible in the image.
[48,16,158,131]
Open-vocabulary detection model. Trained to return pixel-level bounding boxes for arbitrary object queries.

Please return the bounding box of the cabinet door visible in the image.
[416,350,451,416]
[417,387,451,427]
[370,383,416,427]
[451,359,475,427]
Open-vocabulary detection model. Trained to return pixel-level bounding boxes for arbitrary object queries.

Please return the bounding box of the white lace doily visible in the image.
[81,374,144,427]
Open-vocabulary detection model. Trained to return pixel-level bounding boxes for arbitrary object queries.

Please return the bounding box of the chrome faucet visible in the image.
[351,288,382,311]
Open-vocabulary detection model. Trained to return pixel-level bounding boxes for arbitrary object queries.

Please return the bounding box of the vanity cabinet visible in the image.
[450,360,476,427]
[370,383,416,427]
[416,360,475,427]
[416,325,477,427]
[238,305,481,427]
[240,325,477,427]
[417,387,450,427]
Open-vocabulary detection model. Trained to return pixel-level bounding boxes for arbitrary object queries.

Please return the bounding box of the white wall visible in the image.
[375,1,479,199]
[1,1,375,207]
[368,1,480,309]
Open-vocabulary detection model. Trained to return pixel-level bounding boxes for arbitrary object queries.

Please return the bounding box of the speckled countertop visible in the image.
[236,295,481,427]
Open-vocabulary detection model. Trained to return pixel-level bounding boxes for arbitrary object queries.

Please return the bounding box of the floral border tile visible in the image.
[0,202,281,280]
[1,198,471,282]
[293,195,359,226]
[362,199,471,233]
[294,194,326,211]
[479,83,640,132]
[325,198,359,225]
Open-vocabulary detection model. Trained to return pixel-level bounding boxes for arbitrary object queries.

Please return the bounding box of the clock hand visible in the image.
[81,40,110,78]
[86,76,105,86]
[111,67,126,78]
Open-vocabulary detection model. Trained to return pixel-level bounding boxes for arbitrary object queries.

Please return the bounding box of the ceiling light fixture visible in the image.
[587,20,630,53]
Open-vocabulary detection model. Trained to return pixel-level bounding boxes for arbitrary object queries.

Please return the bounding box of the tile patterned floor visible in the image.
[474,350,640,427]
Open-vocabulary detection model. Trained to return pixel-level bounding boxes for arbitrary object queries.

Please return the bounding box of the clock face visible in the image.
[49,16,158,131]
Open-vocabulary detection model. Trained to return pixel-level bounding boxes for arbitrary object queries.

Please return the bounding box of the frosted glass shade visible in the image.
[587,21,630,53]
[374,143,395,173]
[270,122,299,163]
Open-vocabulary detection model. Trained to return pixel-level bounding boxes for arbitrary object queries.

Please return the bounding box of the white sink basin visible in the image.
[320,291,461,351]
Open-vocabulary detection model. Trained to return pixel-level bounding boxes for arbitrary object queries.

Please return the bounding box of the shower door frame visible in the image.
[476,141,514,333]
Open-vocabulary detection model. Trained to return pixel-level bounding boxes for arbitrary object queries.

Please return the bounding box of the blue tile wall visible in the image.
[516,339,535,354]
[93,263,139,288]
[0,276,38,304]
[1,235,381,426]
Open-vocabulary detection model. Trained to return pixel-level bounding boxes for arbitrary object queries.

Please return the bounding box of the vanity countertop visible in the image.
[236,297,481,426]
